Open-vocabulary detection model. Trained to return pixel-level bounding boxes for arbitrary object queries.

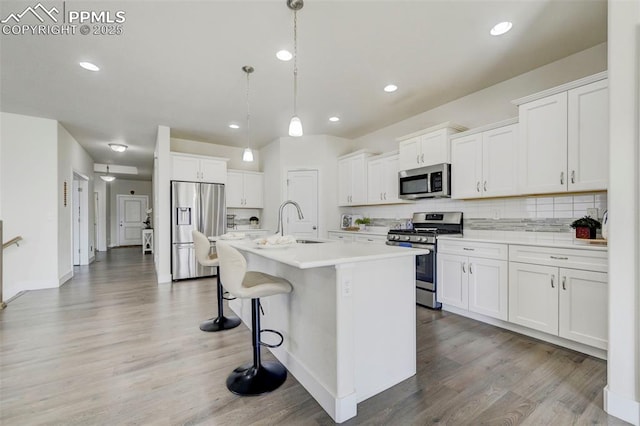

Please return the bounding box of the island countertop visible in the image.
[225,239,428,269]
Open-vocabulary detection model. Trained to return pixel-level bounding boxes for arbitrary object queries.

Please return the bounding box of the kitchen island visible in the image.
[226,239,427,423]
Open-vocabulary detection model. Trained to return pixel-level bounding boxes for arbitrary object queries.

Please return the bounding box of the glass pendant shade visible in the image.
[288,115,303,137]
[100,175,115,182]
[242,148,254,162]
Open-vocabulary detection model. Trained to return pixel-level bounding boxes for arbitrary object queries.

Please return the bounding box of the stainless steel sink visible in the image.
[296,239,325,244]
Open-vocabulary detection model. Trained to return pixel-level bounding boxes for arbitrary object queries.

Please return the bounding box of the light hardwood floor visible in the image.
[0,247,627,425]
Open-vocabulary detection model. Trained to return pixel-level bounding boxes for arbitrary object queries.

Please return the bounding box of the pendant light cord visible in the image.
[246,70,251,150]
[293,9,298,115]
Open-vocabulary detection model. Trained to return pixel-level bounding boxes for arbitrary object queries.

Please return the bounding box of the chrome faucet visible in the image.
[275,200,304,236]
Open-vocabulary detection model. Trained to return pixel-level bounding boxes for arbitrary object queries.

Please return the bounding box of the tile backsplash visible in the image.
[346,192,607,233]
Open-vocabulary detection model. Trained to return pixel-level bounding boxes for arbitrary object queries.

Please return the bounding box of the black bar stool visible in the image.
[192,230,240,332]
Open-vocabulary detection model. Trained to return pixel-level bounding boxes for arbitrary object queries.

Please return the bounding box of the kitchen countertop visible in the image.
[438,230,608,251]
[329,228,389,236]
[225,238,427,269]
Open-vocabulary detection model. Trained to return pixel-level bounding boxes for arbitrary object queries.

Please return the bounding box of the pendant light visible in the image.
[100,165,115,182]
[242,65,255,162]
[287,0,303,137]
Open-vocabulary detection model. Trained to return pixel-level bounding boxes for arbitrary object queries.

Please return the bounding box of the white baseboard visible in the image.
[4,279,59,301]
[59,270,73,285]
[604,386,640,425]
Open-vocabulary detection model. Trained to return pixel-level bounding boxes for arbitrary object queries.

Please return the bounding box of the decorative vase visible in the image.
[575,227,596,239]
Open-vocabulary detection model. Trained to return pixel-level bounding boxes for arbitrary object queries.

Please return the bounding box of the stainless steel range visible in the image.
[386,212,463,309]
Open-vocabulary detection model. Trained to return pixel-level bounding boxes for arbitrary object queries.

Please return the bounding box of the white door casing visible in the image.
[117,195,148,246]
[285,170,318,238]
[73,180,80,266]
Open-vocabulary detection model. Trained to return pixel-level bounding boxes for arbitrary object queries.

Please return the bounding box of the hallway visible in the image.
[0,248,625,425]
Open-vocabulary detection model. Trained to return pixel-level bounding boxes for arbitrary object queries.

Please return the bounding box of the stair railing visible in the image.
[1,220,23,309]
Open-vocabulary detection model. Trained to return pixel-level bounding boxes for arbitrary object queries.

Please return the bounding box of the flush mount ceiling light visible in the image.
[242,65,255,163]
[383,84,398,93]
[490,21,513,36]
[287,0,304,137]
[79,61,100,71]
[276,50,293,61]
[100,165,115,182]
[109,143,128,153]
[229,123,240,129]
[329,116,340,122]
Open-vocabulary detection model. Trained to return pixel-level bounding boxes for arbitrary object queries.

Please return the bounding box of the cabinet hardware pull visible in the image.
[416,155,420,164]
[462,263,466,273]
[562,276,566,290]
[484,181,487,192]
[560,171,564,185]
[384,192,387,200]
[463,247,474,251]
[551,275,555,288]
[571,170,575,184]
[476,182,480,192]
[469,263,473,274]
[421,153,424,163]
[550,256,568,260]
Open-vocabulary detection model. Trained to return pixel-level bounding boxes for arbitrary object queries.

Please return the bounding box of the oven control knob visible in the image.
[402,236,411,242]
[419,237,427,242]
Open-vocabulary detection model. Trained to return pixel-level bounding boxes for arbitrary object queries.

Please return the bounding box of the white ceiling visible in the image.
[0,1,607,180]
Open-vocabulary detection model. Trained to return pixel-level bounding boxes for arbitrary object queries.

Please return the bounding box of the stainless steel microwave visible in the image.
[398,163,451,199]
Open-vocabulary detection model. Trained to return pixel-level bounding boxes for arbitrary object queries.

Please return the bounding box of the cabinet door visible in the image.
[483,124,518,197]
[367,158,385,204]
[337,158,352,206]
[518,92,568,194]
[226,171,244,208]
[559,268,608,349]
[243,172,264,208]
[350,156,367,205]
[508,262,558,334]
[171,155,200,181]
[567,79,609,192]
[468,258,508,321]
[437,254,468,309]
[451,133,482,199]
[383,155,401,202]
[398,137,421,171]
[199,158,227,184]
[420,129,449,166]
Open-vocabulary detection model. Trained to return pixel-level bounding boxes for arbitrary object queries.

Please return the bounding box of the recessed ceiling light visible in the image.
[229,123,240,129]
[79,61,100,71]
[329,116,340,122]
[490,21,513,36]
[384,84,398,93]
[109,143,128,152]
[276,50,293,61]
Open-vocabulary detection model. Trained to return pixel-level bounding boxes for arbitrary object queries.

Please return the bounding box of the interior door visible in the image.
[118,195,148,246]
[285,170,318,238]
[73,180,80,265]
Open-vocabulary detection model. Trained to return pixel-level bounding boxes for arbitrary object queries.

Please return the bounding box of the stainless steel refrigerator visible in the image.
[171,181,225,280]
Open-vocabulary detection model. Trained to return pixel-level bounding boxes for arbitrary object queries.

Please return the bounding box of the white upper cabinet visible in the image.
[171,153,227,184]
[227,170,263,208]
[514,73,608,195]
[367,153,402,204]
[338,151,374,206]
[567,79,609,191]
[397,123,466,171]
[451,121,518,199]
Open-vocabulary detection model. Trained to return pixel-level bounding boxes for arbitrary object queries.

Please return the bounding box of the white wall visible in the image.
[603,1,640,424]
[0,112,59,299]
[171,137,260,171]
[108,179,152,247]
[154,125,171,283]
[353,43,607,154]
[58,124,95,278]
[260,139,282,232]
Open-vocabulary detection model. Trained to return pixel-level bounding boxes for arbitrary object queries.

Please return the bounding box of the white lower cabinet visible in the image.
[437,241,508,321]
[508,245,608,350]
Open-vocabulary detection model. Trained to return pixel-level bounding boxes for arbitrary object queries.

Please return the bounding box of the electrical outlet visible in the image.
[587,208,599,218]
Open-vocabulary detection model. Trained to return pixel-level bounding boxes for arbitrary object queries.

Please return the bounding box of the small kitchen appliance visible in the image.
[386,211,463,309]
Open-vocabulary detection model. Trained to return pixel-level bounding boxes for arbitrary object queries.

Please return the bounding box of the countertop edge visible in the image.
[437,235,608,251]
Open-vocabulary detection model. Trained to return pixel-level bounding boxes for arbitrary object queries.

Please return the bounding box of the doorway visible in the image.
[72,172,90,266]
[117,195,148,246]
[285,170,318,238]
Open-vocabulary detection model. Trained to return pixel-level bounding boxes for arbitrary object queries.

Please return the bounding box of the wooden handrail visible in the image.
[3,236,22,250]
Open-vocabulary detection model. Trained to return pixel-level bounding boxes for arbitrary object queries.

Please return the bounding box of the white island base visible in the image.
[227,243,418,423]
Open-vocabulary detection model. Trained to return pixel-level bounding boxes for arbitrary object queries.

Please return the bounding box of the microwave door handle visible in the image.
[426,173,431,193]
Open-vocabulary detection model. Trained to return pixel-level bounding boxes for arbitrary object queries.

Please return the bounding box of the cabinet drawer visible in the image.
[328,232,355,242]
[355,235,387,244]
[509,245,607,272]
[438,240,508,260]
